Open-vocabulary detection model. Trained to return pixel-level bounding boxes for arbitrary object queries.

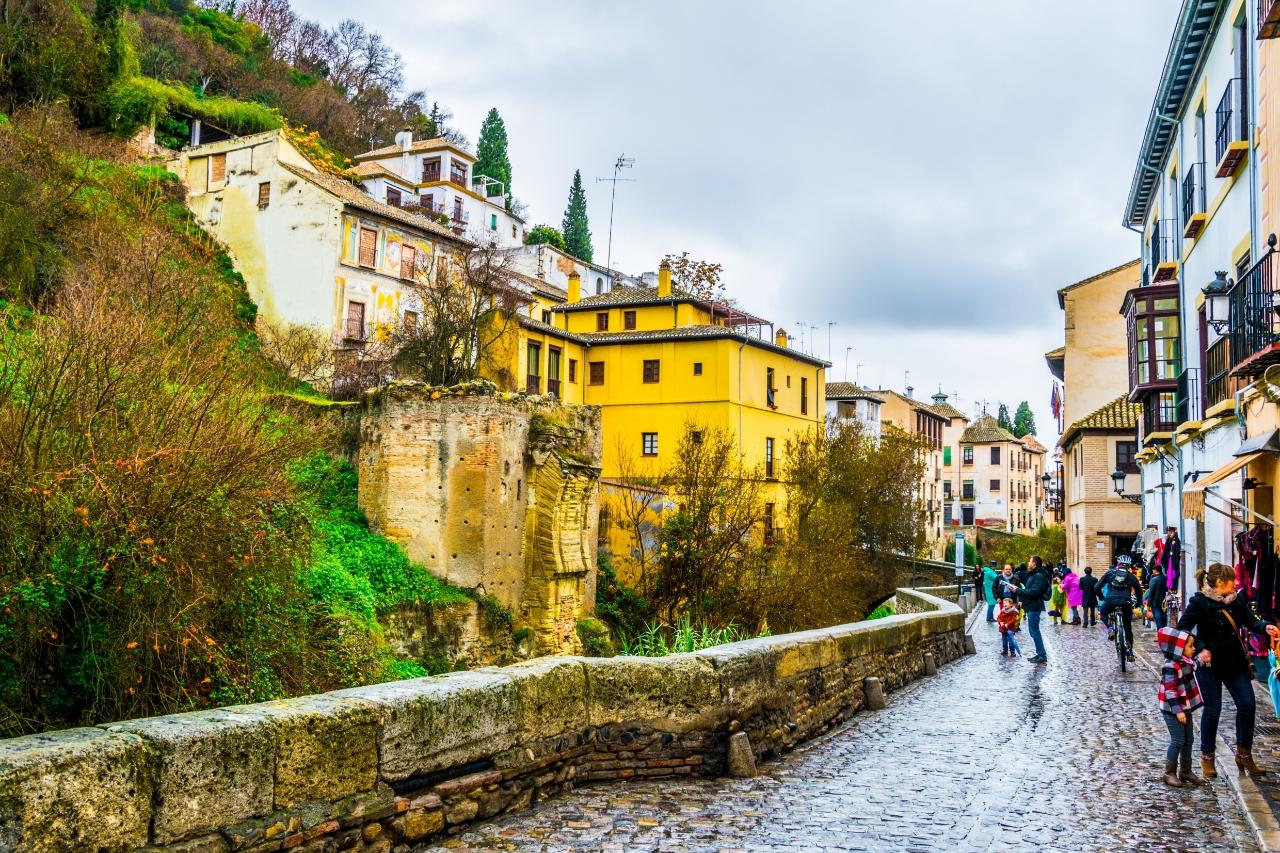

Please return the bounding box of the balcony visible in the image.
[1149,219,1180,282]
[547,378,561,399]
[525,374,541,395]
[1175,367,1202,425]
[1261,0,1280,39]
[1226,243,1280,377]
[1123,281,1180,400]
[1205,337,1234,410]
[1182,163,1207,239]
[1141,390,1178,443]
[1216,78,1249,178]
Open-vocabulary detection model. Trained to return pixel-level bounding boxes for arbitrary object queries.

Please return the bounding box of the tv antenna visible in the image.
[597,155,635,274]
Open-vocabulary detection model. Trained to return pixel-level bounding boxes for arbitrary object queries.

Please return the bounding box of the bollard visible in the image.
[726,731,757,778]
[963,634,977,655]
[863,676,885,710]
[923,652,937,676]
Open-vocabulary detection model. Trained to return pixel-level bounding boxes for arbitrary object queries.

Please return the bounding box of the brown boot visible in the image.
[1163,760,1183,787]
[1236,751,1269,777]
[1179,753,1205,785]
[1201,755,1219,779]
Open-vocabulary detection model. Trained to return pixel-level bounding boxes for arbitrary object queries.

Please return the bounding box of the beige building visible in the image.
[1047,261,1142,569]
[875,388,951,553]
[953,415,1047,533]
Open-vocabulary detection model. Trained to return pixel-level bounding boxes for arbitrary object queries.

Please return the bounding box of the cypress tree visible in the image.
[474,108,512,209]
[996,403,1014,433]
[561,170,593,262]
[1013,401,1037,438]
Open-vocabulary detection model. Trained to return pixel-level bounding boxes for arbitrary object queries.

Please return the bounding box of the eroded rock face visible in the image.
[0,727,151,852]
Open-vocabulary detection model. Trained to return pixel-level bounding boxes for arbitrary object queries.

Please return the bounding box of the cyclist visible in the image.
[1098,554,1142,663]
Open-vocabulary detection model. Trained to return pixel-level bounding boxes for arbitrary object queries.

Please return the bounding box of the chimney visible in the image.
[395,127,413,151]
[657,260,672,298]
[775,328,788,348]
[906,385,914,399]
[567,271,581,304]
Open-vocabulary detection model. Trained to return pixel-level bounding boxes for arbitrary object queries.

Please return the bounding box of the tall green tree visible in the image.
[996,402,1013,433]
[561,170,593,262]
[1013,401,1037,438]
[474,107,512,209]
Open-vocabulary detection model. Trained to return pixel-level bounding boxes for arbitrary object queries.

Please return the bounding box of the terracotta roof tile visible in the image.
[825,382,885,402]
[353,137,472,162]
[960,414,1020,444]
[1021,435,1047,453]
[1059,395,1142,446]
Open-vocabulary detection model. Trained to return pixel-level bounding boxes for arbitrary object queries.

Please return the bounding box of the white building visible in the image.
[353,131,526,247]
[825,382,884,437]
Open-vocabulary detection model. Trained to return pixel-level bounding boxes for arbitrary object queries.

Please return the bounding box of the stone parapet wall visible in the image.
[0,589,965,852]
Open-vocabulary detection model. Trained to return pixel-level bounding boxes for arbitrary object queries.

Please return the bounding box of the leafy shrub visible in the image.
[866,603,896,620]
[618,617,765,657]
[524,224,566,251]
[575,618,613,657]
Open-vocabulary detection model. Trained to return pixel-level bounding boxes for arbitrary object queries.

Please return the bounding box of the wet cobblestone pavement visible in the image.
[423,616,1262,852]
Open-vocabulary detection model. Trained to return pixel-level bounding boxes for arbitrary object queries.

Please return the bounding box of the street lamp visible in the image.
[1112,467,1142,504]
[1203,270,1231,333]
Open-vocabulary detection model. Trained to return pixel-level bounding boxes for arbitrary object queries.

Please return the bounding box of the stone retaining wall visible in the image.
[0,589,965,853]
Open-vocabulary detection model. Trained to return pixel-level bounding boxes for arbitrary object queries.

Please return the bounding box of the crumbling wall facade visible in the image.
[357,383,602,654]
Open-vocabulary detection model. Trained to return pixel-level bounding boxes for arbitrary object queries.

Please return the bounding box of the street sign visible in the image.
[954,532,965,576]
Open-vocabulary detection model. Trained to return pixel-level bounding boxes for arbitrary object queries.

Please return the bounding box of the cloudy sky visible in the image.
[304,0,1176,442]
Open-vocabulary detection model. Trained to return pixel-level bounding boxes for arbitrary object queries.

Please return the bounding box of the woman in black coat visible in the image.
[1177,562,1279,779]
[1078,566,1100,627]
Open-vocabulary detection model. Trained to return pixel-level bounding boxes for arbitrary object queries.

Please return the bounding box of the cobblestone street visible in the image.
[423,615,1262,852]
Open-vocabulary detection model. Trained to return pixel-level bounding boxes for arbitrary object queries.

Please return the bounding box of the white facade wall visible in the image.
[825,398,882,437]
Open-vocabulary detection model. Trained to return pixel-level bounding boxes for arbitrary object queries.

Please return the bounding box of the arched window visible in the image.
[596,276,604,294]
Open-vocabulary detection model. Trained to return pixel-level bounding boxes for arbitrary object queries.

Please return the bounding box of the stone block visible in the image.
[726,732,757,778]
[863,677,885,710]
[583,653,722,731]
[772,629,839,679]
[481,656,587,742]
[691,638,778,717]
[225,695,379,809]
[107,708,274,844]
[332,671,519,781]
[0,727,151,852]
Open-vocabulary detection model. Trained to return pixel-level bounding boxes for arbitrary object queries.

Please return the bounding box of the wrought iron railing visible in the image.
[1227,243,1279,374]
[1142,392,1178,438]
[1217,78,1247,166]
[1261,0,1280,39]
[525,374,541,394]
[1150,219,1179,273]
[1182,163,1206,226]
[1205,337,1232,409]
[1175,367,1202,425]
[547,378,561,399]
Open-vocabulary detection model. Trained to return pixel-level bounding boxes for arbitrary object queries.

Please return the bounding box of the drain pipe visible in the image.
[738,339,746,465]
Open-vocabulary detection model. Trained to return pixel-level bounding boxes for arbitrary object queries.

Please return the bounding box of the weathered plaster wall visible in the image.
[1061,263,1138,429]
[0,590,966,852]
[357,383,602,652]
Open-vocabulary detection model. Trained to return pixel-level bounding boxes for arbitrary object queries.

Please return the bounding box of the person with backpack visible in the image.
[1014,555,1052,663]
[1177,562,1280,779]
[1097,555,1142,663]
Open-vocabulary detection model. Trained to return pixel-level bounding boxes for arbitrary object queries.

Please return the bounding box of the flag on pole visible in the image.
[1050,383,1063,429]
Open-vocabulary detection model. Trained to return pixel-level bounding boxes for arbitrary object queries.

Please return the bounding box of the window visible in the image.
[766,368,776,408]
[962,480,974,500]
[642,359,660,383]
[765,437,775,478]
[588,361,605,385]
[990,447,1001,464]
[596,277,604,295]
[801,377,808,415]
[943,481,952,498]
[490,213,498,231]
[402,310,418,334]
[386,187,402,207]
[345,301,365,339]
[568,359,578,383]
[691,430,703,445]
[547,347,561,397]
[962,446,974,464]
[693,362,703,376]
[624,310,637,330]
[1116,440,1138,474]
[526,342,541,394]
[210,153,226,183]
[400,244,416,280]
[596,312,609,331]
[990,479,1001,491]
[257,181,270,208]
[450,160,467,185]
[358,227,378,267]
[943,446,952,466]
[541,310,551,324]
[763,503,775,546]
[422,158,441,182]
[642,432,658,456]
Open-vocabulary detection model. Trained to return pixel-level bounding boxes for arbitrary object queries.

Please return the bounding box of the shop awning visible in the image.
[1184,452,1265,493]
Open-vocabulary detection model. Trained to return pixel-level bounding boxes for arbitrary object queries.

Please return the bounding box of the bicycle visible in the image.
[1105,598,1137,672]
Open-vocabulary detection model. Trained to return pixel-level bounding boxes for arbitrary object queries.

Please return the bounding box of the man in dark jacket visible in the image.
[1098,555,1142,661]
[1147,563,1169,631]
[1079,566,1100,627]
[1016,556,1051,663]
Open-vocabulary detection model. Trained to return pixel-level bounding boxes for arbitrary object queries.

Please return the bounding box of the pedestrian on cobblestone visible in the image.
[1049,577,1066,625]
[1177,562,1280,779]
[983,562,999,622]
[1148,564,1169,633]
[1015,556,1051,663]
[1157,625,1205,788]
[997,598,1022,657]
[1080,567,1099,627]
[1062,567,1083,625]
[1097,556,1141,663]
[995,564,1017,604]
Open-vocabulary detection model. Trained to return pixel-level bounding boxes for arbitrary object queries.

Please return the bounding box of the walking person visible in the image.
[1157,626,1205,787]
[1049,576,1066,626]
[1016,556,1051,663]
[997,597,1022,657]
[1062,567,1083,625]
[1176,562,1280,779]
[982,561,999,623]
[1080,566,1099,627]
[1148,562,1169,632]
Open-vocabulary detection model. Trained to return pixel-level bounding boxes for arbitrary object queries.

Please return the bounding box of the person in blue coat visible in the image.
[982,562,999,622]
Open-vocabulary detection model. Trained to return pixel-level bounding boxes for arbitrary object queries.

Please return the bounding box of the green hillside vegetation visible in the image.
[0,0,475,734]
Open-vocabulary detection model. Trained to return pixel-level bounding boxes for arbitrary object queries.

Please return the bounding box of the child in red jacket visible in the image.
[997,597,1022,657]
[1157,626,1205,787]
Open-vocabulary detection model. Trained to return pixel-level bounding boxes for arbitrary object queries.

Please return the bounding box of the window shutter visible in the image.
[400,244,416,279]
[210,153,227,183]
[359,228,377,267]
[257,181,270,207]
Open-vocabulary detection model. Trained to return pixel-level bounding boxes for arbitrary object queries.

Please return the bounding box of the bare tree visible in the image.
[604,437,666,595]
[660,252,728,303]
